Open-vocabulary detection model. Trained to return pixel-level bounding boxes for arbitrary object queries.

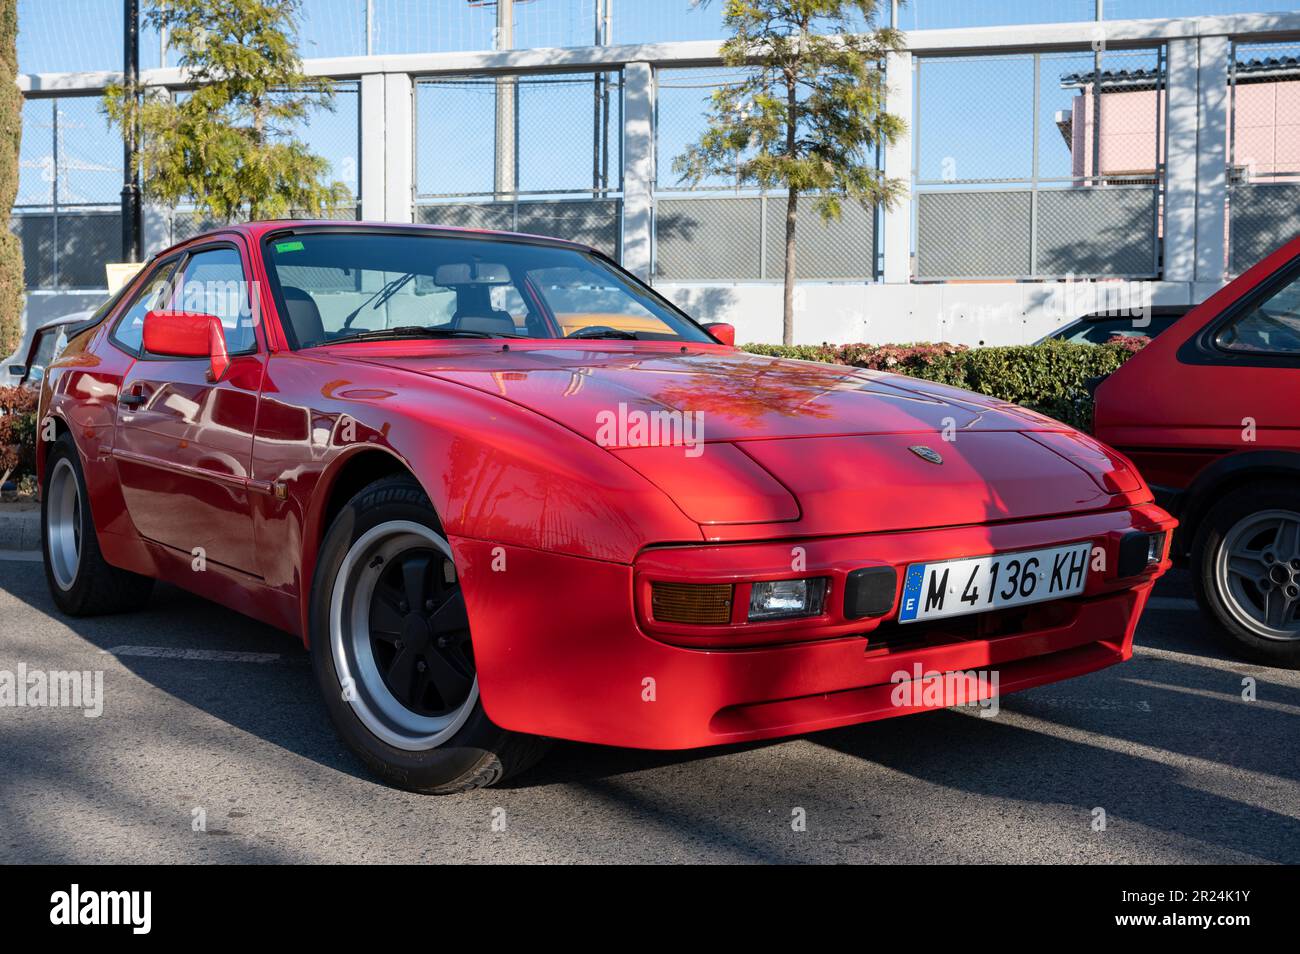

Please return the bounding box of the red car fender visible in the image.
[267,353,706,644]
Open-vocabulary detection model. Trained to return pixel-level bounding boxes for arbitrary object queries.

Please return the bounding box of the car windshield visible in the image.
[264,231,713,348]
[1061,315,1178,345]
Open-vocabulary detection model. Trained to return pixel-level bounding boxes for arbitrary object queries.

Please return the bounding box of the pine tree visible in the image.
[675,1,906,345]
[104,0,351,223]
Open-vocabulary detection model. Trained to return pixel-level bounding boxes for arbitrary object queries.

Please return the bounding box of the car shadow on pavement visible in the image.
[4,557,1295,863]
[812,684,1300,864]
[0,565,377,789]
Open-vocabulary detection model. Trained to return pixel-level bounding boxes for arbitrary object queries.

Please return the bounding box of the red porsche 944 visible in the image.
[38,222,1174,792]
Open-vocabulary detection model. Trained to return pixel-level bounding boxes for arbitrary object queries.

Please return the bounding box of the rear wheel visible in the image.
[309,475,548,793]
[1192,481,1300,668]
[42,433,154,616]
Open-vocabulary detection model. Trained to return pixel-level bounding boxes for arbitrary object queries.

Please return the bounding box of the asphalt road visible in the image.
[0,552,1296,864]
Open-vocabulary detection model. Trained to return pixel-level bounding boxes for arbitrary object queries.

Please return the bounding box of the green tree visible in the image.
[0,0,24,357]
[674,1,905,345]
[104,0,351,223]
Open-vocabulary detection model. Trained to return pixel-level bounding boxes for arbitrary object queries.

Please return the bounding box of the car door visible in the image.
[111,241,266,575]
[1099,252,1300,491]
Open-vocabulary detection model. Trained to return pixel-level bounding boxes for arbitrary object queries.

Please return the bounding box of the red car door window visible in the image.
[111,243,266,575]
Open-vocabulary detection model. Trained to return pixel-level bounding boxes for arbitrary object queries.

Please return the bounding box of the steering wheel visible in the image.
[567,325,636,339]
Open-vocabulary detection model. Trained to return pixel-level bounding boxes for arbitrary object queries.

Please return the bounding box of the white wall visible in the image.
[659,279,1216,346]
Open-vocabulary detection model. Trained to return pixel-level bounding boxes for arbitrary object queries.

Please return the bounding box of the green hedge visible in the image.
[740,339,1145,431]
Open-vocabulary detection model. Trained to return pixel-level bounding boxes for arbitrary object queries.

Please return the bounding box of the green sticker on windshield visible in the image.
[275,240,304,253]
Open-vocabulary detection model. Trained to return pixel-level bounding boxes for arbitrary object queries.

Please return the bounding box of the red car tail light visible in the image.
[651,582,734,624]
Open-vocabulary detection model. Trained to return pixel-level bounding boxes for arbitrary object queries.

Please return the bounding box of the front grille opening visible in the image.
[866,599,1078,655]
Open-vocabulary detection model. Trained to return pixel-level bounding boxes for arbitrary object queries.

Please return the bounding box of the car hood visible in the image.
[353,346,1141,534]
[357,345,1057,440]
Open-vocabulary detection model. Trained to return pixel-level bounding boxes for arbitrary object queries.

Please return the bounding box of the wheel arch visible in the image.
[1179,450,1300,554]
[299,446,442,645]
[34,410,70,489]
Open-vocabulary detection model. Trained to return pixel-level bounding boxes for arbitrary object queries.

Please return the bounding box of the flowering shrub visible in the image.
[0,386,38,494]
[740,339,1144,431]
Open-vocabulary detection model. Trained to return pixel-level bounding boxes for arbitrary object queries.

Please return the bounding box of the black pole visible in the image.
[119,0,142,262]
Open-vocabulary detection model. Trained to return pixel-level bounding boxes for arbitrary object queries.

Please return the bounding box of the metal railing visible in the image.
[1228,39,1300,273]
[413,71,623,258]
[652,66,879,283]
[912,46,1166,281]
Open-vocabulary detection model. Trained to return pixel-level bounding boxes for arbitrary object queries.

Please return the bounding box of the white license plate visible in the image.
[897,542,1091,624]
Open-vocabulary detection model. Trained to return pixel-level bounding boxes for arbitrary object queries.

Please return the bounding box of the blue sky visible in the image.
[17,1,1289,74]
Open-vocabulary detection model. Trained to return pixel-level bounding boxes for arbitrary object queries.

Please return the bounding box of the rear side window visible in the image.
[110,259,181,354]
[1218,273,1300,355]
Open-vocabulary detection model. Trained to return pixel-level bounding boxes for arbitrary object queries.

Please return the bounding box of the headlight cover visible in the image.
[748,578,828,621]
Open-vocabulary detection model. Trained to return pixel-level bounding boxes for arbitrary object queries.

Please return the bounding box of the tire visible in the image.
[1192,480,1300,668]
[309,474,549,793]
[42,433,155,616]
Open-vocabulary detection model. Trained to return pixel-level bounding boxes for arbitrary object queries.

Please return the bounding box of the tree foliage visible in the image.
[0,0,24,356]
[104,0,351,222]
[674,1,906,344]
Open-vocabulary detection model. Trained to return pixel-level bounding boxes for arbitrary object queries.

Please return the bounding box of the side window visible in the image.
[172,247,258,354]
[110,260,180,354]
[1218,271,1300,355]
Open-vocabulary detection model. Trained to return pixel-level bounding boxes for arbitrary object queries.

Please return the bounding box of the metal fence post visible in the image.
[1194,35,1230,287]
[383,73,414,223]
[360,74,386,221]
[882,50,912,284]
[622,61,654,280]
[1163,38,1199,284]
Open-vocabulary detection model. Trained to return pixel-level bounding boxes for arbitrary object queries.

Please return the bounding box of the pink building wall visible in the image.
[1070,79,1300,180]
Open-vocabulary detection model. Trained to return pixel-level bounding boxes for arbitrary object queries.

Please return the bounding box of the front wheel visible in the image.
[1192,481,1300,668]
[309,475,548,793]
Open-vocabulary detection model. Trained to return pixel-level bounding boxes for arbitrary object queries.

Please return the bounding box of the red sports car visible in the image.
[1094,234,1300,667]
[38,222,1174,793]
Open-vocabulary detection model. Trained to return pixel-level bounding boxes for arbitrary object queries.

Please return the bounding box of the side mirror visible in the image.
[142,310,231,381]
[703,322,736,347]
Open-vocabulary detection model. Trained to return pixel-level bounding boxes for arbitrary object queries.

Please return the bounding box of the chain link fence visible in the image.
[652,67,878,282]
[414,72,622,257]
[1228,40,1300,273]
[158,80,362,249]
[914,47,1165,280]
[12,82,360,289]
[13,94,123,289]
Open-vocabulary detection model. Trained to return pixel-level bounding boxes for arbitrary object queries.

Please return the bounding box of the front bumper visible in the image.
[451,503,1175,750]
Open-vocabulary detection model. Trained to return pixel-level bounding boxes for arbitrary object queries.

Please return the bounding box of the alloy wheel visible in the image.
[1215,508,1300,640]
[329,521,478,750]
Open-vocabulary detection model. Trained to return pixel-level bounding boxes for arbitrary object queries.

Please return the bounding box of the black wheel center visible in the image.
[366,548,475,718]
[400,614,432,651]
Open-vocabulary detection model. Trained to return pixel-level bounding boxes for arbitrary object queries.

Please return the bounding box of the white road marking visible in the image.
[103,645,283,664]
[1122,677,1300,715]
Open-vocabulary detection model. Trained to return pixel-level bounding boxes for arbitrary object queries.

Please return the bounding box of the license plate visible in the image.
[897,542,1091,624]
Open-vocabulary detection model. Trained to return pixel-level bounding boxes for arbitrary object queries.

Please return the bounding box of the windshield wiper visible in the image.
[569,327,638,340]
[339,273,416,330]
[330,326,521,344]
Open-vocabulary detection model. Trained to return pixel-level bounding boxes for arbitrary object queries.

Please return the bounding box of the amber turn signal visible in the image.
[651,582,734,625]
